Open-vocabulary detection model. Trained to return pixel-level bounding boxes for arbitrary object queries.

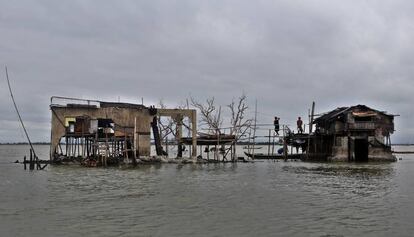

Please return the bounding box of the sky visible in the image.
[0,0,413,143]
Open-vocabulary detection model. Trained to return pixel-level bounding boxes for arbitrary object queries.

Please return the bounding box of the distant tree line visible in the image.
[0,142,51,145]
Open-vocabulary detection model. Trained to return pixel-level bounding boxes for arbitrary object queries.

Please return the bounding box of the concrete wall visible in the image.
[329,135,395,162]
[330,137,348,161]
[368,147,396,161]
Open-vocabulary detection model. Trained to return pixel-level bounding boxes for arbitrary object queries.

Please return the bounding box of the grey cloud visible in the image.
[0,0,413,143]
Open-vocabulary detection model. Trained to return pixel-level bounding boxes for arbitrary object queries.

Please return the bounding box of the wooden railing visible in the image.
[348,122,376,130]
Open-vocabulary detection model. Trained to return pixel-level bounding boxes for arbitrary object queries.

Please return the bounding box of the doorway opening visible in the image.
[354,139,368,162]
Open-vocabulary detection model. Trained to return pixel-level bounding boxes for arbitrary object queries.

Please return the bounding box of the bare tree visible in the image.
[191,95,252,137]
[157,99,192,140]
[227,94,252,141]
[190,97,223,134]
[157,99,175,141]
[191,94,253,161]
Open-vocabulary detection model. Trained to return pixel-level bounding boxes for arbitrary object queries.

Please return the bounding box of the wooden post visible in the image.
[83,137,87,158]
[230,143,233,161]
[131,135,138,166]
[36,154,40,170]
[233,141,236,162]
[95,131,98,159]
[124,133,129,163]
[86,138,89,158]
[69,137,72,157]
[134,117,137,159]
[65,136,68,157]
[252,99,257,159]
[78,137,81,157]
[268,129,271,155]
[77,137,80,157]
[214,129,220,161]
[104,133,107,167]
[58,139,63,155]
[71,137,75,158]
[23,155,27,170]
[309,102,315,134]
[306,101,315,159]
[29,148,34,170]
[165,137,169,158]
[136,133,140,161]
[74,138,78,157]
[348,134,351,162]
[389,136,392,147]
[283,125,288,161]
[191,110,197,158]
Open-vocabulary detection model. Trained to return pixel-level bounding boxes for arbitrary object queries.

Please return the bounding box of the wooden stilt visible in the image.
[283,125,288,161]
[71,137,75,158]
[268,129,271,155]
[29,148,34,170]
[65,136,68,156]
[271,131,275,155]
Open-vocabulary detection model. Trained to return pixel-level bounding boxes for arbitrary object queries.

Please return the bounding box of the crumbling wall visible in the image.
[369,147,396,161]
[330,136,348,161]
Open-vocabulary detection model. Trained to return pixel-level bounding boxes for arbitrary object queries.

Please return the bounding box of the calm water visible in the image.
[1,145,414,237]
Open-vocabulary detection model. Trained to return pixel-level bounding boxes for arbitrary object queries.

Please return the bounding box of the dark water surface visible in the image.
[1,145,414,237]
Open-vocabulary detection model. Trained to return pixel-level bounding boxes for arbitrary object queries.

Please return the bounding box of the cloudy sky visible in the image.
[1,0,413,143]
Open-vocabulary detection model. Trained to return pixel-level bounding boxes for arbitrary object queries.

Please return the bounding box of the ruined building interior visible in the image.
[49,96,197,165]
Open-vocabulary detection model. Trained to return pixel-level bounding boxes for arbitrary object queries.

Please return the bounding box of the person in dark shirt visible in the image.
[273,116,280,135]
[297,117,303,133]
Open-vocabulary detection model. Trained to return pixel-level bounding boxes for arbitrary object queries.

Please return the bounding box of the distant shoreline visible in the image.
[1,142,414,146]
[0,142,51,145]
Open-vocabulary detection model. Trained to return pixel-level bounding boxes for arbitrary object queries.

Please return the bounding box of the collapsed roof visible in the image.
[313,104,394,124]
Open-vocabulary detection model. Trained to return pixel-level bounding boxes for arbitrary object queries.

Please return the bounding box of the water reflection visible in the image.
[1,145,413,237]
[282,163,395,178]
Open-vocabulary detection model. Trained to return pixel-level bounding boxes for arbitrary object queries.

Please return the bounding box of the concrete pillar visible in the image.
[177,115,183,158]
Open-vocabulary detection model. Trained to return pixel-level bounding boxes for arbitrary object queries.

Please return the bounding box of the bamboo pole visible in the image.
[306,102,315,159]
[5,66,38,159]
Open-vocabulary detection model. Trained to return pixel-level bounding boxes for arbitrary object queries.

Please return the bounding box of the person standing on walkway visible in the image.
[274,116,280,135]
[297,117,303,133]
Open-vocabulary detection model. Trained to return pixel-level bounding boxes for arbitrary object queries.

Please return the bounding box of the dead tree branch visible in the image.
[227,94,252,141]
[190,97,223,133]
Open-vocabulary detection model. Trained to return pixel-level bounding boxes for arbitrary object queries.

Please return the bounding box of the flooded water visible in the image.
[1,145,414,237]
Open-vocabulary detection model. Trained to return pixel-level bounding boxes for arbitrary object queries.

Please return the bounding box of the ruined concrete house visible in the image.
[49,96,197,163]
[308,105,396,161]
